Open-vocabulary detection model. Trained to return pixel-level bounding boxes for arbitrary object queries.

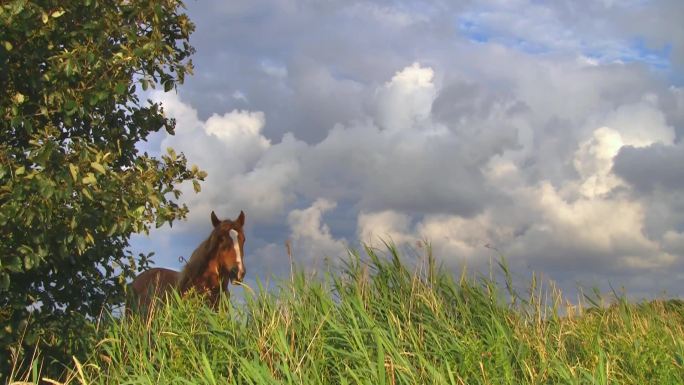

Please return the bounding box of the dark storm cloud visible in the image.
[613,143,684,193]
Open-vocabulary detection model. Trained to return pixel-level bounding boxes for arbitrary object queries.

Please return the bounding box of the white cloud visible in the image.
[287,199,347,263]
[526,182,657,260]
[601,95,675,147]
[418,213,513,262]
[260,60,288,79]
[573,127,625,198]
[357,210,414,246]
[374,62,436,132]
[358,209,512,265]
[154,92,301,224]
[350,78,682,278]
[135,31,684,298]
[204,110,270,166]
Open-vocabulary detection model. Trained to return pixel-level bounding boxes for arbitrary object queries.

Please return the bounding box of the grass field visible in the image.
[11,245,684,384]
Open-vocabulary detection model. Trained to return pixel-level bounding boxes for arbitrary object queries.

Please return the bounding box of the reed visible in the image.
[12,245,684,384]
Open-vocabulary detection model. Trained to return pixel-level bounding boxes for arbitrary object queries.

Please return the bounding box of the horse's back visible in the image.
[128,267,180,314]
[131,267,179,293]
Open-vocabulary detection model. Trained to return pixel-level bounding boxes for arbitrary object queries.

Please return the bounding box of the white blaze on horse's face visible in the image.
[229,228,244,283]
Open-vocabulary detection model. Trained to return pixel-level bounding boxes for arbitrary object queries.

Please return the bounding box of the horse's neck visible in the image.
[178,236,216,290]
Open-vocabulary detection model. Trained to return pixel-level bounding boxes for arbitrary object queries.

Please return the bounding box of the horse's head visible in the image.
[210,210,246,285]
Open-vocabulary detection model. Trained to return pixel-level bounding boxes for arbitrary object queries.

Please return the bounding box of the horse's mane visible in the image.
[177,230,219,292]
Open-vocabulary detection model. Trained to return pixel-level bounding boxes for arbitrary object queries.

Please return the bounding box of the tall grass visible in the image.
[12,245,684,384]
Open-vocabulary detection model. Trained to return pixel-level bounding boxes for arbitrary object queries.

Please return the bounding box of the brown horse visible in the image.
[129,210,246,311]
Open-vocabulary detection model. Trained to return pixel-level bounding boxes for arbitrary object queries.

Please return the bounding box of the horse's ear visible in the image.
[211,211,221,227]
[236,210,245,227]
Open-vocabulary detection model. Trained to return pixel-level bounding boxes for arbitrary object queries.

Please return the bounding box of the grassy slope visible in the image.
[24,246,684,384]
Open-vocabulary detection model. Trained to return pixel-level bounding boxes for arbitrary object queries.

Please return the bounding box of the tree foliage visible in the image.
[0,0,204,377]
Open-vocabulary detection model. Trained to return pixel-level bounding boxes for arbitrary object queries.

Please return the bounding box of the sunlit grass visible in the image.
[11,245,684,384]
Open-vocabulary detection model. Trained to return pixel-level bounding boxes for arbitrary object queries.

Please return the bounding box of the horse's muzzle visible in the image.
[229,266,246,285]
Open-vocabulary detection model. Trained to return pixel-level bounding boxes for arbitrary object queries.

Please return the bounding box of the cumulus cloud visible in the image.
[357,210,413,246]
[374,62,436,132]
[513,182,673,270]
[573,127,626,197]
[143,94,304,240]
[130,0,684,299]
[601,96,675,147]
[287,199,348,263]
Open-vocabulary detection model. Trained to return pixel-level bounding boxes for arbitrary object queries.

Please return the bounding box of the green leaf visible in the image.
[193,180,201,193]
[3,41,12,51]
[41,12,49,24]
[134,206,146,216]
[90,162,106,174]
[114,82,127,95]
[96,91,108,102]
[65,59,73,76]
[166,147,177,161]
[76,236,86,253]
[107,223,118,237]
[15,166,25,176]
[81,187,93,200]
[6,256,22,272]
[149,193,160,205]
[18,245,33,255]
[40,183,55,199]
[24,254,34,270]
[82,173,97,185]
[87,93,99,106]
[69,163,78,181]
[34,141,54,164]
[0,273,9,291]
[51,9,65,18]
[163,79,174,92]
[64,98,77,111]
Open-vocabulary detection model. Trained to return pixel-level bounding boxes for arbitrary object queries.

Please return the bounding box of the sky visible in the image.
[132,0,684,300]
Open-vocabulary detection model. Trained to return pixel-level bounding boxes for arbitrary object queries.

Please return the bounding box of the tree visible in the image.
[0,0,204,377]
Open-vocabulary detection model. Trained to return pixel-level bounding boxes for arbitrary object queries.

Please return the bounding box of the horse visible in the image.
[128,210,246,312]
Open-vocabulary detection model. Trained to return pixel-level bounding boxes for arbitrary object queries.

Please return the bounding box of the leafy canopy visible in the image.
[0,0,205,376]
